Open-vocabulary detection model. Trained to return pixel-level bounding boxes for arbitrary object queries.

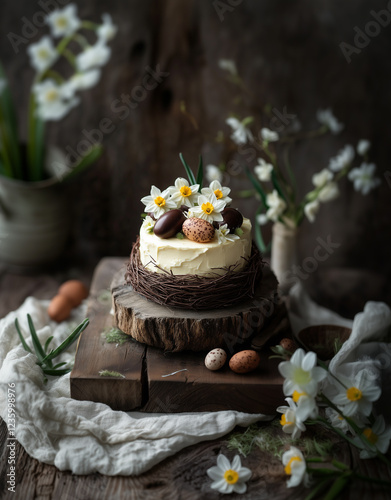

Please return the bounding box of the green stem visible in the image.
[280,125,329,143]
[81,20,99,30]
[63,49,77,69]
[354,472,391,486]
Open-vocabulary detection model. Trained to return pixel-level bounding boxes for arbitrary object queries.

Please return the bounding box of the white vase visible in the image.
[270,221,298,292]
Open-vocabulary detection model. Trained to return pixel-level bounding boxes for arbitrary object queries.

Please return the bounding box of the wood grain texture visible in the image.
[111,265,278,352]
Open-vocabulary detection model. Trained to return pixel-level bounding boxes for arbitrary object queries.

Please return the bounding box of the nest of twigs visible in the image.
[125,238,264,311]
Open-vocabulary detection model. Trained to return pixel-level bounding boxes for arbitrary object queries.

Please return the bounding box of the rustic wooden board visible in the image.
[71,257,286,413]
[112,265,278,352]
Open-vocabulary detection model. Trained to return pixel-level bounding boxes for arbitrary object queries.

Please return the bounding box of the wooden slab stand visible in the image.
[71,258,287,414]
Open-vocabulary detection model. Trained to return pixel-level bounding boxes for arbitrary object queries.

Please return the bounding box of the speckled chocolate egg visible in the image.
[205,348,227,371]
[229,350,261,374]
[58,280,88,307]
[182,218,215,243]
[279,338,298,354]
[154,209,186,239]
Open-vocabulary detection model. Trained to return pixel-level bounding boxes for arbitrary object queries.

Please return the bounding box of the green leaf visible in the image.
[245,167,267,208]
[254,205,270,254]
[44,336,54,354]
[196,155,203,187]
[62,144,102,182]
[304,477,332,500]
[51,362,68,369]
[323,474,350,500]
[27,314,46,364]
[179,152,196,185]
[15,319,32,353]
[27,93,45,182]
[271,169,287,203]
[41,318,89,363]
[42,367,71,376]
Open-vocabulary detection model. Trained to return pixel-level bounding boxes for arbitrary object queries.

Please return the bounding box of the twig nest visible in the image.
[205,348,227,371]
[229,350,261,374]
[182,218,215,243]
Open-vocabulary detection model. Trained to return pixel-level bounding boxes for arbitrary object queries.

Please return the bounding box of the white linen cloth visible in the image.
[0,297,268,476]
[289,283,391,422]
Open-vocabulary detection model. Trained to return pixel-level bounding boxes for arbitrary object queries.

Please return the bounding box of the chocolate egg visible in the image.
[220,208,243,231]
[58,280,88,307]
[48,294,73,323]
[153,209,186,239]
[229,350,261,374]
[179,205,189,214]
[182,218,215,243]
[205,348,227,371]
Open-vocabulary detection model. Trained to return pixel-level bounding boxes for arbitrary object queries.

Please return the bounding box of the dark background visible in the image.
[1,0,390,294]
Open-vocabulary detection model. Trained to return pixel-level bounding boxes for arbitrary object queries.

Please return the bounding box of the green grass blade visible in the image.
[245,167,267,208]
[254,205,270,254]
[179,153,196,185]
[15,319,32,353]
[42,367,71,376]
[44,336,54,354]
[42,318,89,363]
[52,362,68,369]
[27,314,46,363]
[196,155,203,187]
[271,170,288,203]
[27,93,45,182]
[62,144,102,182]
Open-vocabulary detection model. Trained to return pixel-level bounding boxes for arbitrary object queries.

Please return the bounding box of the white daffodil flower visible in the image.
[353,416,391,459]
[277,398,307,439]
[266,190,287,222]
[312,168,333,188]
[27,36,59,73]
[33,79,79,121]
[292,390,319,420]
[140,185,176,219]
[190,193,226,223]
[325,408,351,434]
[282,447,309,488]
[348,162,381,195]
[205,164,223,183]
[141,215,155,234]
[316,108,344,134]
[201,180,232,205]
[357,139,371,156]
[207,454,252,495]
[226,117,253,145]
[278,348,327,397]
[76,41,111,72]
[218,59,238,77]
[331,369,381,418]
[260,127,279,142]
[167,177,200,208]
[215,224,240,243]
[304,200,320,223]
[68,69,101,91]
[318,182,339,202]
[97,13,118,42]
[255,158,273,182]
[328,144,355,172]
[256,213,268,226]
[46,4,81,37]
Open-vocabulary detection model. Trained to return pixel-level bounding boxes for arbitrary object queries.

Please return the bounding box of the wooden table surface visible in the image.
[0,260,390,500]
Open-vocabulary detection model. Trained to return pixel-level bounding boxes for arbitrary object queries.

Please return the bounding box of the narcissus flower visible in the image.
[328,144,354,172]
[353,415,391,459]
[207,454,252,494]
[141,215,155,234]
[205,164,223,183]
[278,349,327,397]
[316,108,344,134]
[357,139,371,156]
[304,200,320,223]
[282,446,309,488]
[190,193,226,223]
[33,79,79,121]
[226,117,254,145]
[167,177,200,208]
[141,186,176,219]
[68,69,101,91]
[318,182,339,202]
[265,190,286,222]
[27,36,59,73]
[215,224,240,243]
[76,42,111,72]
[261,127,279,142]
[312,168,333,188]
[201,180,232,205]
[277,398,306,439]
[348,162,381,195]
[331,369,381,417]
[97,13,118,42]
[255,158,273,182]
[46,4,81,37]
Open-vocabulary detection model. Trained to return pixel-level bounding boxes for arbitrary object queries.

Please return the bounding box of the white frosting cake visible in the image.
[139,218,252,276]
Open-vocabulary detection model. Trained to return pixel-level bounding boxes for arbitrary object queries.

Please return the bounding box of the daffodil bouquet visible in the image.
[216,61,381,252]
[0,4,117,182]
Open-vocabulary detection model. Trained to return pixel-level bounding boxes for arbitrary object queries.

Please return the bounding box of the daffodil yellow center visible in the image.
[154,196,166,207]
[280,413,293,427]
[224,469,239,484]
[346,387,362,401]
[38,48,49,59]
[284,456,302,475]
[214,189,223,199]
[179,186,192,197]
[363,428,378,445]
[293,367,311,385]
[201,202,214,215]
[292,390,306,403]
[56,17,68,28]
[46,89,59,102]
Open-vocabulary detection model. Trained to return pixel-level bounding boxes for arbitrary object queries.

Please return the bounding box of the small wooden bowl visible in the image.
[295,324,352,361]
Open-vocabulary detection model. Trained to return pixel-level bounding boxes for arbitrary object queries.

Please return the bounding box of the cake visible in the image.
[125,163,264,311]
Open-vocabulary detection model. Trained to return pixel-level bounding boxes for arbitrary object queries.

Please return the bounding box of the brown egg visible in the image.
[48,294,73,323]
[229,350,261,374]
[58,280,88,307]
[182,218,215,243]
[279,338,298,354]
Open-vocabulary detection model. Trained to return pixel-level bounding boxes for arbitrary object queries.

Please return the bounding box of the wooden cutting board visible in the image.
[70,258,289,414]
